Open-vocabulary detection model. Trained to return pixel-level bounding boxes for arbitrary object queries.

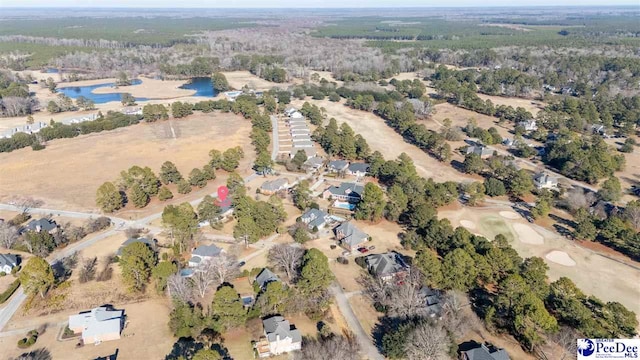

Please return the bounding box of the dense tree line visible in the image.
[0,111,142,153]
[313,118,370,160]
[0,70,38,117]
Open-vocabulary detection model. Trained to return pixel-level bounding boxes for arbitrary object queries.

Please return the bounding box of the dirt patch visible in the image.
[499,211,520,220]
[0,112,253,211]
[512,223,544,245]
[545,250,576,267]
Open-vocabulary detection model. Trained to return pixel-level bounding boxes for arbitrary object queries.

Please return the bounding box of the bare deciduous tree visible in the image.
[14,197,43,215]
[536,326,578,360]
[78,257,97,283]
[404,322,450,360]
[268,244,304,282]
[207,252,240,285]
[0,223,19,249]
[167,273,194,304]
[295,333,360,360]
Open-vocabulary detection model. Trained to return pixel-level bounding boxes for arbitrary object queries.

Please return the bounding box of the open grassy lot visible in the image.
[292,99,477,184]
[0,112,253,211]
[221,71,296,91]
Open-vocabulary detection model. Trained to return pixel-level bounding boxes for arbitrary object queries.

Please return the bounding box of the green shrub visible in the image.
[0,279,20,304]
[0,272,5,277]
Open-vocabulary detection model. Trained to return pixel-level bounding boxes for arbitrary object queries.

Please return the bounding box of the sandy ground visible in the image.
[0,112,253,210]
[440,206,640,316]
[476,93,544,115]
[292,99,478,183]
[460,219,476,229]
[0,299,174,360]
[60,77,197,99]
[499,211,520,219]
[430,103,513,140]
[512,223,544,245]
[545,250,577,267]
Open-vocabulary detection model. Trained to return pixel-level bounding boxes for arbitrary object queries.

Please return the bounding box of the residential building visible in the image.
[290,145,317,159]
[464,145,494,158]
[518,119,538,132]
[22,218,57,234]
[116,237,157,256]
[224,91,243,101]
[255,268,280,290]
[292,135,312,142]
[322,182,364,203]
[364,252,409,281]
[290,128,310,134]
[289,122,309,129]
[1,122,48,139]
[290,140,314,148]
[188,244,223,267]
[0,254,19,273]
[255,316,302,358]
[300,208,331,230]
[347,163,370,177]
[260,178,290,195]
[284,107,298,117]
[68,307,124,344]
[303,157,325,172]
[533,172,558,190]
[334,222,369,251]
[290,111,304,119]
[460,342,510,360]
[327,160,349,173]
[419,287,443,318]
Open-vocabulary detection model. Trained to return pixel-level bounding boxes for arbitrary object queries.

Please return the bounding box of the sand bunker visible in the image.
[460,220,476,229]
[512,223,544,245]
[499,211,520,219]
[545,250,577,267]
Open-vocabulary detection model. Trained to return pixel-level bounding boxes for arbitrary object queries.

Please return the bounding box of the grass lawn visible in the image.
[478,215,515,242]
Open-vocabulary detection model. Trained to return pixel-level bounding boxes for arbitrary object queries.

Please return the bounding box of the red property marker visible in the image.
[217,185,229,201]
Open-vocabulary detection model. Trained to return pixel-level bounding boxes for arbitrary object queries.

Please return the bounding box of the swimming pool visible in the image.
[334,201,356,211]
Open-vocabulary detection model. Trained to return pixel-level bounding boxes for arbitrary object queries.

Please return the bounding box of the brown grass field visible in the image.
[292,99,478,183]
[0,112,253,211]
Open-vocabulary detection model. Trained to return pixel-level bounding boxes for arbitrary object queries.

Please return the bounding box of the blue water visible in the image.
[57,79,149,104]
[45,68,59,73]
[179,77,218,97]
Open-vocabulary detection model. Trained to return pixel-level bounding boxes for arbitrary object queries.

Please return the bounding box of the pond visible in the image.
[179,77,218,97]
[57,79,148,104]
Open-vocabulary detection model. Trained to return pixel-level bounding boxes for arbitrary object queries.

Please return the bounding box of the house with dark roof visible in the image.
[255,268,280,290]
[464,145,494,158]
[260,178,290,195]
[255,316,302,358]
[0,253,19,274]
[300,209,331,230]
[364,252,409,281]
[334,222,369,251]
[460,342,510,360]
[327,160,349,173]
[419,287,443,318]
[347,163,370,177]
[322,182,364,203]
[116,237,157,256]
[22,218,57,234]
[188,244,223,267]
[68,306,124,344]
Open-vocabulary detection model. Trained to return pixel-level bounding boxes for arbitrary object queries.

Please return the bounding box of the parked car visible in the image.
[341,250,351,257]
[358,247,368,253]
[368,245,376,250]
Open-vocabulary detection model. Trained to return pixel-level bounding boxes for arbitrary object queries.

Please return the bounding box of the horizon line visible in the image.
[1,4,638,9]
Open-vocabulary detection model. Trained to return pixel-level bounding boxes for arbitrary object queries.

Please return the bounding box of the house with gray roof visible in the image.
[327,160,349,173]
[322,182,364,203]
[0,254,19,274]
[260,178,290,195]
[292,135,312,142]
[303,157,325,172]
[290,140,314,148]
[116,237,157,256]
[419,287,443,318]
[22,218,57,234]
[255,268,280,290]
[284,107,298,117]
[290,127,310,134]
[465,145,494,158]
[300,209,331,230]
[290,145,317,159]
[364,252,409,281]
[289,122,309,129]
[334,221,369,251]
[68,306,124,344]
[533,172,558,190]
[188,244,223,267]
[256,316,302,357]
[347,163,370,177]
[460,342,510,360]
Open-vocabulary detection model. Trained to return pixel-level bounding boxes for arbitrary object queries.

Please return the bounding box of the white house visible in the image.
[188,244,223,267]
[68,307,124,344]
[0,254,18,274]
[533,172,558,190]
[255,316,302,358]
[518,119,538,132]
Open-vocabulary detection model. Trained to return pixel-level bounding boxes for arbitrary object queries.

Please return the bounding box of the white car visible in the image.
[341,250,351,257]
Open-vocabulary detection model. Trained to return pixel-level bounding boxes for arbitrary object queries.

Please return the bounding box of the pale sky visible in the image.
[0,0,638,7]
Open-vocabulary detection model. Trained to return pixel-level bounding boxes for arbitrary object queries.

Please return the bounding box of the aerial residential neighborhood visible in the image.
[0,3,638,360]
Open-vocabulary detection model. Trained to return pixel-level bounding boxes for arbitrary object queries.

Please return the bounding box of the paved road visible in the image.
[330,283,383,360]
[0,204,125,223]
[270,115,280,161]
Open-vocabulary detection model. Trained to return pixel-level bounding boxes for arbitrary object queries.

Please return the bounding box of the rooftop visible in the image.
[263,316,302,344]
